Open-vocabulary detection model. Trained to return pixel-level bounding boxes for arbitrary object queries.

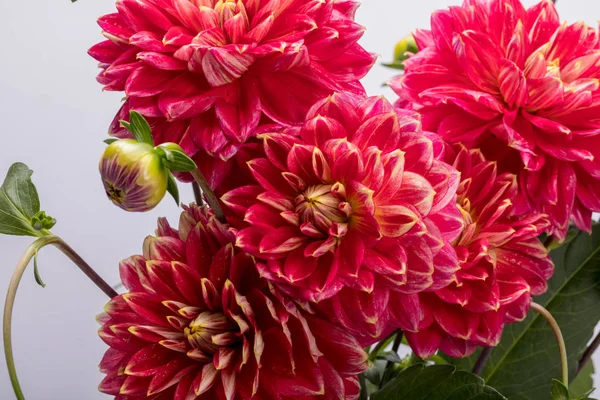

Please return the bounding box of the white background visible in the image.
[0,0,598,398]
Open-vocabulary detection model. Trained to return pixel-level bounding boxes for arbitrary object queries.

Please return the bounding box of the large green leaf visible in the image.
[371,364,506,400]
[0,163,42,236]
[448,227,600,400]
[570,362,594,399]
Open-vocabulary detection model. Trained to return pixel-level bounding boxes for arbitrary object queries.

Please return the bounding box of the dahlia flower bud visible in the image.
[89,0,376,166]
[100,139,168,212]
[397,144,554,358]
[222,93,463,316]
[393,0,600,241]
[386,34,418,69]
[97,205,367,399]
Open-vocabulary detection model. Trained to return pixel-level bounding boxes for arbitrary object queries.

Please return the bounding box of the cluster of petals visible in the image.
[97,204,367,399]
[402,144,554,358]
[221,93,464,320]
[392,0,600,240]
[89,0,375,166]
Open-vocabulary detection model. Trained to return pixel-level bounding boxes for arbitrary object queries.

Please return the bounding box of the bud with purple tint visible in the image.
[99,111,197,212]
[99,139,168,212]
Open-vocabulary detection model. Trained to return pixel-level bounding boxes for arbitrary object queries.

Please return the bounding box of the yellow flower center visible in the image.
[184,311,239,355]
[104,181,124,204]
[295,183,350,232]
[214,0,243,28]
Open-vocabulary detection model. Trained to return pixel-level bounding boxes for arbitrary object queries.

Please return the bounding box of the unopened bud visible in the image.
[385,34,419,70]
[99,139,168,212]
[394,34,418,61]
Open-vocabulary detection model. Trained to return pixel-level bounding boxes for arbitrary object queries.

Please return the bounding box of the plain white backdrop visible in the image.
[0,0,599,398]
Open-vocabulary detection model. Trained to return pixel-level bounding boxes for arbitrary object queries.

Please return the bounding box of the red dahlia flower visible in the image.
[89,0,375,162]
[221,93,463,306]
[392,0,600,240]
[98,205,367,399]
[401,145,554,358]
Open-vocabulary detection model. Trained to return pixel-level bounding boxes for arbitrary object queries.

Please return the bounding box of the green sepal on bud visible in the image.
[166,172,180,206]
[120,111,155,146]
[100,112,198,212]
[155,143,197,172]
[384,34,419,70]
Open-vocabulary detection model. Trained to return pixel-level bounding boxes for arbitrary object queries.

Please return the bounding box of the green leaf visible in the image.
[122,111,154,146]
[365,360,386,387]
[382,62,405,70]
[371,364,506,400]
[551,378,597,400]
[571,362,594,399]
[446,227,600,400]
[103,138,118,145]
[33,251,46,288]
[162,150,197,172]
[0,163,47,237]
[377,351,402,364]
[166,172,180,205]
[575,390,597,400]
[552,380,571,400]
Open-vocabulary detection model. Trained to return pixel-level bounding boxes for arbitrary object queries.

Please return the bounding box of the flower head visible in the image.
[98,205,367,399]
[399,144,554,358]
[393,0,600,240]
[222,94,463,310]
[100,139,168,212]
[90,0,375,162]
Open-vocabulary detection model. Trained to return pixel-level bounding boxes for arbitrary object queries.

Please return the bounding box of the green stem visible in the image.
[368,332,396,362]
[4,236,117,400]
[380,329,403,389]
[530,302,568,386]
[359,373,369,400]
[190,169,225,222]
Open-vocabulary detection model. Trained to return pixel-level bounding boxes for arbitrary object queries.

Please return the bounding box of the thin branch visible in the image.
[530,302,568,386]
[4,236,116,400]
[578,331,600,374]
[472,347,494,376]
[369,332,396,361]
[380,329,404,389]
[52,240,118,298]
[191,181,203,206]
[191,169,225,222]
[391,329,404,354]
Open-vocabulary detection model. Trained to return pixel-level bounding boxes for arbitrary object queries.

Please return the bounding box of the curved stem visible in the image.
[530,302,568,386]
[577,331,600,375]
[4,236,116,400]
[472,347,493,376]
[190,169,225,222]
